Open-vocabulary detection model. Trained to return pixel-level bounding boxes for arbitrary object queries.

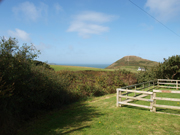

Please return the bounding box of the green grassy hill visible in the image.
[106,55,158,70]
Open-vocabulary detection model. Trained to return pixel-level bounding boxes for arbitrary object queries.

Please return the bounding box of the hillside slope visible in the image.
[106,55,158,69]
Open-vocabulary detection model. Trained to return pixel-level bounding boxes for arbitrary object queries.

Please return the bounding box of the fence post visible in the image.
[176,81,178,90]
[116,89,119,107]
[158,79,159,87]
[135,86,136,96]
[152,91,156,112]
[126,88,128,98]
[150,93,153,112]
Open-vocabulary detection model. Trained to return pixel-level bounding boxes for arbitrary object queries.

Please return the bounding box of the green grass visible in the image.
[50,65,115,71]
[119,66,139,73]
[50,65,139,73]
[17,92,180,135]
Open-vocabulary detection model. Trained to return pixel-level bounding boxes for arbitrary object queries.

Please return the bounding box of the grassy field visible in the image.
[50,65,139,73]
[118,66,139,73]
[50,65,113,71]
[18,89,180,135]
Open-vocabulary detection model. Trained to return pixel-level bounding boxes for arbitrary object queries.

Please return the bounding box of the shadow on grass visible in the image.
[121,105,180,115]
[18,102,103,135]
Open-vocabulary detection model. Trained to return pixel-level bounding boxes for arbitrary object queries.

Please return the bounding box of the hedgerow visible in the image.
[0,37,137,135]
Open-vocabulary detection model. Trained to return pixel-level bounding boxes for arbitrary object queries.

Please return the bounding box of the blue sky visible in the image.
[1,0,180,64]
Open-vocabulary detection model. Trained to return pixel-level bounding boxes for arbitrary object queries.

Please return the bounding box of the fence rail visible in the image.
[152,89,180,112]
[117,88,153,111]
[157,79,180,90]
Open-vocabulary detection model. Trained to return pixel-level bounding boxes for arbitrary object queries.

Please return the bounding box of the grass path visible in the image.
[18,93,180,135]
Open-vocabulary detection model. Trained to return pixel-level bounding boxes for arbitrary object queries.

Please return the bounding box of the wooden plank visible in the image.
[118,102,152,109]
[153,90,180,94]
[158,86,180,89]
[119,95,153,102]
[153,92,156,112]
[177,81,178,90]
[137,85,153,90]
[150,94,154,112]
[154,104,180,110]
[116,89,119,107]
[157,82,176,85]
[122,94,149,103]
[155,97,180,102]
[158,79,180,81]
[121,80,156,89]
[117,89,153,94]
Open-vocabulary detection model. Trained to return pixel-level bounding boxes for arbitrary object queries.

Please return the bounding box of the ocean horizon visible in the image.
[55,64,111,69]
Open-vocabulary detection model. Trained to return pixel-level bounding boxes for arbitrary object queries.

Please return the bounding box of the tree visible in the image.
[0,37,40,98]
[137,55,180,82]
[154,55,180,79]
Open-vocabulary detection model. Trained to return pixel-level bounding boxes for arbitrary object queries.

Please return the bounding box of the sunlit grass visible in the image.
[18,93,180,135]
[50,65,115,71]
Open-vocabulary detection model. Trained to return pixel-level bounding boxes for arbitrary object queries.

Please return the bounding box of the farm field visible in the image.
[18,92,180,135]
[50,65,139,73]
[118,66,139,73]
[50,65,115,71]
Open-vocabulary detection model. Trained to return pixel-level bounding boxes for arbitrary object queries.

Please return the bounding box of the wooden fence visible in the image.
[157,79,180,90]
[117,79,180,113]
[117,88,153,110]
[152,90,180,112]
[117,89,180,112]
[117,80,156,105]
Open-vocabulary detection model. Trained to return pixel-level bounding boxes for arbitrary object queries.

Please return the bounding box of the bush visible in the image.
[0,37,138,134]
[136,55,180,83]
[0,37,72,134]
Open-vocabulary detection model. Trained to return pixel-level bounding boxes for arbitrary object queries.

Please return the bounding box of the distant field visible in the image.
[50,65,114,71]
[119,66,139,73]
[50,65,143,73]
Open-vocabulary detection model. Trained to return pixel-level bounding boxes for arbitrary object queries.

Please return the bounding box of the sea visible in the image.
[56,64,110,69]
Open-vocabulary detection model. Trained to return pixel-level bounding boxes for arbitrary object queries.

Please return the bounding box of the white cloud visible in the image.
[12,1,48,22]
[8,29,31,42]
[54,3,63,13]
[145,0,180,21]
[67,11,117,38]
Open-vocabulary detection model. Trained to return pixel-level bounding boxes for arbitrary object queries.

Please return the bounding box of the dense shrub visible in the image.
[136,55,180,83]
[33,60,54,70]
[0,37,71,134]
[0,37,137,135]
[57,70,137,99]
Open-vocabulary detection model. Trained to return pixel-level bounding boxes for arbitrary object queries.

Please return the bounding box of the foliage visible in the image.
[33,60,54,70]
[137,55,180,83]
[155,55,180,79]
[0,37,137,135]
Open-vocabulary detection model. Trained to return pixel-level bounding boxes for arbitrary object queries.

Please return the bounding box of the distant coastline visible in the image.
[53,64,110,69]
